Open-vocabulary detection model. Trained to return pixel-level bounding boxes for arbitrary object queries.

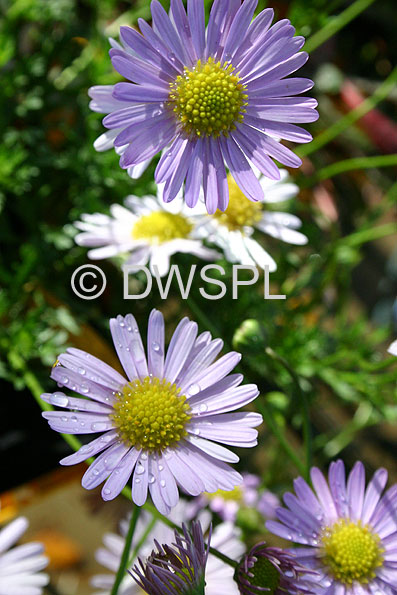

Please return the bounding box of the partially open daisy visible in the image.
[92,503,244,595]
[0,516,49,595]
[199,169,307,271]
[131,522,209,595]
[41,310,261,515]
[236,543,317,594]
[74,193,219,277]
[90,0,318,213]
[266,460,397,594]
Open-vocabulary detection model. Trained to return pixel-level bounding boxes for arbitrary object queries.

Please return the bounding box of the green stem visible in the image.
[21,363,238,570]
[304,0,377,54]
[303,154,397,186]
[297,67,397,158]
[255,399,307,477]
[265,348,312,478]
[110,506,141,595]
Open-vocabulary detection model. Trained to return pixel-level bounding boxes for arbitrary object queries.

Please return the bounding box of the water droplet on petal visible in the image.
[81,384,90,394]
[50,394,69,408]
[158,465,164,472]
[93,469,100,476]
[103,488,111,495]
[70,415,78,423]
[135,478,141,484]
[140,453,148,461]
[199,403,208,413]
[148,474,155,484]
[152,341,160,352]
[91,422,109,431]
[160,480,166,488]
[61,416,68,422]
[62,376,69,384]
[80,444,92,453]
[136,463,145,475]
[78,367,86,375]
[188,383,200,396]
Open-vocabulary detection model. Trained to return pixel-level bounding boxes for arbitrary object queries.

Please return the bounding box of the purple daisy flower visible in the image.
[131,521,210,595]
[90,0,318,214]
[236,542,317,594]
[41,310,261,515]
[267,460,397,594]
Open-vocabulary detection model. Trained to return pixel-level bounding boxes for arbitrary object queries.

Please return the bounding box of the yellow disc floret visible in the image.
[206,485,243,501]
[111,377,192,452]
[322,519,384,585]
[214,175,263,230]
[169,57,248,137]
[132,212,192,245]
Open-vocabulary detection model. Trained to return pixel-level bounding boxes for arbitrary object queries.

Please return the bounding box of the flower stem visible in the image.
[265,347,312,479]
[297,66,397,158]
[304,0,377,54]
[110,506,141,595]
[302,154,397,186]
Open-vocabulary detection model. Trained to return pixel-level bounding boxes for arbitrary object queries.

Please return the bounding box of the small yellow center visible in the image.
[169,57,248,137]
[111,377,192,452]
[322,520,384,585]
[132,212,192,245]
[214,175,263,230]
[206,485,243,502]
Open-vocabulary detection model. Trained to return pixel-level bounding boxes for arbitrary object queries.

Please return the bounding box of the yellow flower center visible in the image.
[322,519,384,585]
[169,57,248,137]
[214,175,263,230]
[132,212,192,245]
[206,485,243,502]
[111,377,192,452]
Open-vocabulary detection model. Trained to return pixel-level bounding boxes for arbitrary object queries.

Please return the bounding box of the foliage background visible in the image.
[0,0,396,554]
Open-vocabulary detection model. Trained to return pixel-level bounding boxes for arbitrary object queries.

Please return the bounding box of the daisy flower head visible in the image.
[131,521,210,595]
[199,169,307,272]
[266,460,397,593]
[41,310,262,515]
[92,503,244,595]
[90,0,318,214]
[0,516,49,595]
[236,542,317,595]
[74,192,219,277]
[193,473,261,522]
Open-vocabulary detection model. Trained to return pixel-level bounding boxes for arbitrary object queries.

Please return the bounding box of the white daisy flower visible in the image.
[91,501,244,595]
[74,192,220,277]
[200,169,308,272]
[0,516,49,595]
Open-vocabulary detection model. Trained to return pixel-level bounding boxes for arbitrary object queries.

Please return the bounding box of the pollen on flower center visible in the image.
[169,57,248,138]
[214,175,263,230]
[111,377,192,452]
[248,558,281,593]
[322,519,384,585]
[132,212,192,245]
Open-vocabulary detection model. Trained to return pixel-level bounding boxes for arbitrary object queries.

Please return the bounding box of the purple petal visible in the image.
[155,454,179,507]
[221,0,258,63]
[150,0,188,65]
[43,410,113,434]
[113,82,169,103]
[109,314,139,381]
[119,25,181,77]
[164,318,198,383]
[102,447,140,501]
[137,18,184,73]
[184,138,204,208]
[246,52,309,90]
[114,113,171,147]
[232,8,274,66]
[187,0,205,59]
[119,119,176,168]
[81,441,130,490]
[162,140,194,203]
[206,0,240,61]
[110,53,171,88]
[246,127,302,167]
[177,338,224,390]
[190,383,259,416]
[243,115,313,143]
[59,347,125,391]
[41,392,113,414]
[362,468,389,525]
[231,127,281,180]
[148,457,171,515]
[185,434,239,463]
[60,431,118,466]
[132,453,149,505]
[242,36,305,84]
[103,104,164,130]
[188,351,241,393]
[170,0,197,66]
[293,477,324,523]
[247,77,314,98]
[328,460,349,518]
[88,85,125,113]
[347,461,365,521]
[310,467,338,524]
[155,138,188,184]
[220,135,264,201]
[186,372,242,404]
[147,309,165,378]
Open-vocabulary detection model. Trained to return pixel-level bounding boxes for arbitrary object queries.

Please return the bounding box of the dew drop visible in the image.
[140,453,148,461]
[62,376,69,384]
[188,383,200,396]
[78,367,86,375]
[199,403,208,413]
[70,415,78,423]
[148,474,155,484]
[61,416,68,422]
[152,341,160,352]
[91,422,108,431]
[93,469,100,476]
[119,321,125,328]
[136,463,145,475]
[50,394,69,408]
[80,444,92,453]
[160,480,166,488]
[80,384,90,394]
[158,465,164,472]
[103,488,111,495]
[135,478,141,484]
